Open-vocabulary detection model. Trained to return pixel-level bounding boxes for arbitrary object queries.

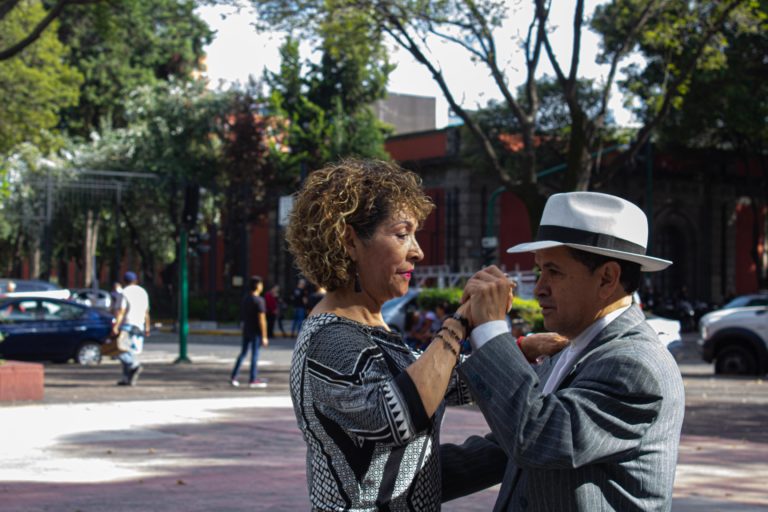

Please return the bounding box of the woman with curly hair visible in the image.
[286,159,562,511]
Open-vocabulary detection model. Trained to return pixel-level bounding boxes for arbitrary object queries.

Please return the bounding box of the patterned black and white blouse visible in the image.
[290,313,473,511]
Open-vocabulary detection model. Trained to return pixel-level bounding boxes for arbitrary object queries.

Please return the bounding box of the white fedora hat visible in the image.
[507,191,672,272]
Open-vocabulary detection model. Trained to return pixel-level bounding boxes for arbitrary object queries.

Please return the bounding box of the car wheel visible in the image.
[76,341,102,366]
[714,344,757,375]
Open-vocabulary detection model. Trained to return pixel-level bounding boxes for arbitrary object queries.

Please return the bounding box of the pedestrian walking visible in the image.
[289,278,308,337]
[230,275,269,388]
[307,285,326,312]
[264,284,280,339]
[112,271,150,386]
[108,281,123,317]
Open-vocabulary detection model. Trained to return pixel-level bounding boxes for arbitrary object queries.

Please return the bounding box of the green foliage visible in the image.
[653,3,768,152]
[592,0,765,122]
[509,296,544,333]
[265,13,393,174]
[57,81,230,279]
[189,294,241,322]
[57,0,213,137]
[416,287,464,310]
[0,1,83,155]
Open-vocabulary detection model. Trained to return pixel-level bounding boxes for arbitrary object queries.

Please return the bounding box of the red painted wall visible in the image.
[417,188,445,266]
[248,222,270,279]
[498,191,534,271]
[385,131,448,162]
[735,202,766,294]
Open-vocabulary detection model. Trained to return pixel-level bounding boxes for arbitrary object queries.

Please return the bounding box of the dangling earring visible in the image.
[354,272,362,293]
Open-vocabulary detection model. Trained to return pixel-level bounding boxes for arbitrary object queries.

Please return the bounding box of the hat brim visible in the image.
[507,241,672,272]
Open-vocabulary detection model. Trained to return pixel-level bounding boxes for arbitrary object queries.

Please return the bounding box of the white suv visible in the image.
[698,293,768,375]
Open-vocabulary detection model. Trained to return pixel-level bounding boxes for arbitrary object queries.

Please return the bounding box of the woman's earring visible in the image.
[354,272,362,293]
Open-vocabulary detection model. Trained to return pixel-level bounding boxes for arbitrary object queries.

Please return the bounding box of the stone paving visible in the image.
[1,334,767,511]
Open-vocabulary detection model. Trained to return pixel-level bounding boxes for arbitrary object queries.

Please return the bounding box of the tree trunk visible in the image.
[564,109,592,191]
[31,243,41,280]
[84,210,101,287]
[511,182,548,241]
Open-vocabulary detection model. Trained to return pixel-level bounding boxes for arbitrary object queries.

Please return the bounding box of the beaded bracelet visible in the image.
[438,325,461,341]
[434,332,459,358]
[451,312,470,333]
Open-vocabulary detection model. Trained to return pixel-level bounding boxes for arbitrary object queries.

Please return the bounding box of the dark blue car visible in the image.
[0,297,114,365]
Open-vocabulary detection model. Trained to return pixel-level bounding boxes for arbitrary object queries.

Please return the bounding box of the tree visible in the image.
[216,83,282,289]
[56,0,213,137]
[0,0,99,61]
[264,7,393,178]
[252,0,546,218]
[650,9,768,290]
[589,0,762,182]
[0,0,82,155]
[252,0,761,201]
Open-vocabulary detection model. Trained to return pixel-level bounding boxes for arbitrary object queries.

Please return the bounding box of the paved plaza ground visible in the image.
[1,332,767,511]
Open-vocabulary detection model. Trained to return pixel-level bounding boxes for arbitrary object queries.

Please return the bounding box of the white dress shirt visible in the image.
[469,304,631,395]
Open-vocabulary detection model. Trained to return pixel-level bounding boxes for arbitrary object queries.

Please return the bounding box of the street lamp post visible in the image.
[175,227,192,364]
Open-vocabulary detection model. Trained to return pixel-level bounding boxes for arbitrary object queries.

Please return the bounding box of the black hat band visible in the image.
[536,225,647,255]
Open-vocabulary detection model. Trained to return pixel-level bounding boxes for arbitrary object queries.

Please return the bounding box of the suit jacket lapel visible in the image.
[556,305,646,392]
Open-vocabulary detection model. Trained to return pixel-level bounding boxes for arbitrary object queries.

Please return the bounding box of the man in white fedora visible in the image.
[456,191,685,511]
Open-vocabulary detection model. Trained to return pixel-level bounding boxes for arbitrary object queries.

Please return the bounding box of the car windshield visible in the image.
[381,295,409,315]
[381,289,419,316]
[723,295,768,309]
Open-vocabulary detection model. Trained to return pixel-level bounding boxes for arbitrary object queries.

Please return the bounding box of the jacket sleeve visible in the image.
[458,333,663,470]
[305,323,431,447]
[440,432,506,502]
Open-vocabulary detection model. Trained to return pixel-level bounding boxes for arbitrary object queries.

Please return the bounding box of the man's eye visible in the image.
[396,233,409,239]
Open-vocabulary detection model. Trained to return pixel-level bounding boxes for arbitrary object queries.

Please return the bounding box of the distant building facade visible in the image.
[373,92,436,134]
[384,126,767,305]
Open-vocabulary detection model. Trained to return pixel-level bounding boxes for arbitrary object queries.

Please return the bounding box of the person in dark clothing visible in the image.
[263,284,280,338]
[307,285,326,312]
[289,278,308,336]
[230,276,269,388]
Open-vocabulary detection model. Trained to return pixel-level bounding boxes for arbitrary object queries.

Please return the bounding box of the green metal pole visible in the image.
[485,186,506,238]
[175,227,192,363]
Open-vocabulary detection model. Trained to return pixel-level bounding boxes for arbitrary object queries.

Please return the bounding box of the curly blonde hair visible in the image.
[285,159,434,291]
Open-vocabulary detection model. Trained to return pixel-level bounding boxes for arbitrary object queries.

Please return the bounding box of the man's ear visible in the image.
[343,225,358,262]
[597,261,621,299]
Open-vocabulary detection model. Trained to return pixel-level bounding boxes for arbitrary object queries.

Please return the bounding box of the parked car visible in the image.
[382,288,683,359]
[0,297,114,365]
[70,288,112,310]
[0,278,71,300]
[382,288,421,334]
[698,294,768,375]
[718,292,768,310]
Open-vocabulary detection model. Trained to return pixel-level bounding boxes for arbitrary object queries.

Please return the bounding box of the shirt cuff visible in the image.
[469,321,509,351]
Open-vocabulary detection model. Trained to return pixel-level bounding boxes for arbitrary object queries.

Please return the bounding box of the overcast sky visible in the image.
[196,1,639,127]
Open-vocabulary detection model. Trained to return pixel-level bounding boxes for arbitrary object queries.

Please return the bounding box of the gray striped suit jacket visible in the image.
[458,305,685,511]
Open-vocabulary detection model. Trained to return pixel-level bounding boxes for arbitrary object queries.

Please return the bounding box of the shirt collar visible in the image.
[568,303,632,353]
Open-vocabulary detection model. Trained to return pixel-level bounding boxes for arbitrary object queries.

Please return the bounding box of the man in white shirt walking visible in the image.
[112,271,151,386]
